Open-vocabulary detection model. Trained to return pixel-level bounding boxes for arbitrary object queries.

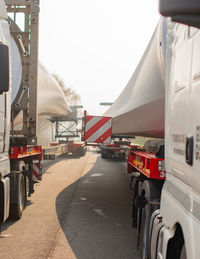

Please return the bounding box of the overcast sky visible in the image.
[39,0,160,115]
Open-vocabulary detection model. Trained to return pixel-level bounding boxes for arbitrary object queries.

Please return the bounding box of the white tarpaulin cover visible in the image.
[104,19,166,138]
[0,2,7,20]
[37,63,71,116]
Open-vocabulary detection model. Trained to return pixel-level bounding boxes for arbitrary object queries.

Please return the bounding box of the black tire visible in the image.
[101,152,107,159]
[24,174,30,202]
[139,203,154,259]
[10,173,25,220]
[140,207,147,259]
[80,148,85,156]
[138,180,163,258]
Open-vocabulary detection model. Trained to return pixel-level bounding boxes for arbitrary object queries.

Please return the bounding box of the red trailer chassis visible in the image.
[126,145,165,257]
[9,145,43,182]
[127,149,166,180]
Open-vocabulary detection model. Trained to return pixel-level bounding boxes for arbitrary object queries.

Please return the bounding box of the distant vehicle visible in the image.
[100,138,132,159]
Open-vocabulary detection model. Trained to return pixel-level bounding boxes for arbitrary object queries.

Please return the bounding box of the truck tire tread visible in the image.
[9,173,25,220]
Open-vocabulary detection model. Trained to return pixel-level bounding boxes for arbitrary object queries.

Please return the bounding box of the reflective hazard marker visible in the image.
[32,162,42,182]
[84,115,112,144]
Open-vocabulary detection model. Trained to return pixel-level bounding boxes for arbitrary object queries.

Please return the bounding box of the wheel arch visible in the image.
[166,223,186,259]
[138,179,164,258]
[0,177,10,223]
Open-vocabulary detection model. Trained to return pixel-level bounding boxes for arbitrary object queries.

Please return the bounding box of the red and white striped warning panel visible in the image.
[84,115,112,144]
[32,162,42,182]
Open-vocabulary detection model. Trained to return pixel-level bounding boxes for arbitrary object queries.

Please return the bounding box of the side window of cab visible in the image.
[0,43,9,95]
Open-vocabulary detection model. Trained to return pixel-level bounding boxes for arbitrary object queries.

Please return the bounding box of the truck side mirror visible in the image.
[159,0,200,28]
[0,44,9,94]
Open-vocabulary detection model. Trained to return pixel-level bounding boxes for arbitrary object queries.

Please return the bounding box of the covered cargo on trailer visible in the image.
[104,19,167,138]
[11,36,71,147]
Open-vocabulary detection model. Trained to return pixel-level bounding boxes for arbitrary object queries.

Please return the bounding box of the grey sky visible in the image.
[39,0,160,115]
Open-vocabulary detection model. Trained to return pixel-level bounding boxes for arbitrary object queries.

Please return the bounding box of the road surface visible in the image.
[0,150,139,259]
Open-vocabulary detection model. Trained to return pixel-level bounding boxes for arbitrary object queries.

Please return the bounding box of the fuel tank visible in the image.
[104,19,166,138]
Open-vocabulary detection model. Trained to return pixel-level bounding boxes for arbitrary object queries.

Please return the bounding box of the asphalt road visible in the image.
[0,149,139,259]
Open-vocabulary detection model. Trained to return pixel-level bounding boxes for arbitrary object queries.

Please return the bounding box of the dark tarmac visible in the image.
[0,150,139,259]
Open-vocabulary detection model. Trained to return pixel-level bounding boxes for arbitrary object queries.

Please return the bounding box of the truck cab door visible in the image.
[167,24,192,183]
[187,27,200,192]
[0,95,5,153]
[0,43,9,154]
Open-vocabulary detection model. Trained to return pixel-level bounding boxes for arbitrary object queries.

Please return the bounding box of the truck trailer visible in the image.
[0,0,42,223]
[103,3,200,257]
[0,0,71,223]
[150,1,200,258]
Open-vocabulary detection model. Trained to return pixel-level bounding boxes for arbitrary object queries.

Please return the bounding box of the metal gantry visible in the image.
[51,106,83,141]
[6,0,40,144]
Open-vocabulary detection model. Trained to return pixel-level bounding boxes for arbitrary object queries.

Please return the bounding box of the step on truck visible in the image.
[0,0,42,223]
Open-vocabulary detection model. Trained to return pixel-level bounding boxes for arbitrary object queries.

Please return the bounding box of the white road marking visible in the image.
[90,173,104,177]
[93,209,109,219]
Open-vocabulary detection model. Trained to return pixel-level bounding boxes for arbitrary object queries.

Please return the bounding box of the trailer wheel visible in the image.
[24,174,30,202]
[140,207,147,259]
[136,197,148,258]
[10,173,25,220]
[101,152,107,159]
[80,148,85,156]
[136,180,163,258]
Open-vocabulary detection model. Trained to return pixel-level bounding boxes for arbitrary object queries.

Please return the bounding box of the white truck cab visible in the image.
[158,20,200,259]
[150,1,200,258]
[0,1,12,223]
